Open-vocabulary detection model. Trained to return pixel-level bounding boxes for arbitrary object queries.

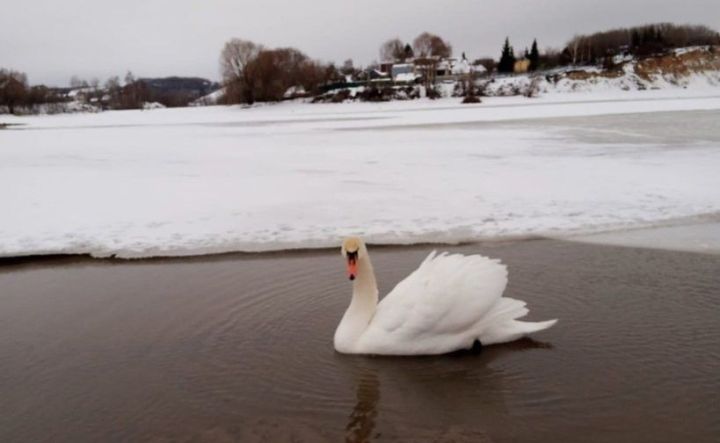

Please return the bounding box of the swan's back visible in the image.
[354,251,555,355]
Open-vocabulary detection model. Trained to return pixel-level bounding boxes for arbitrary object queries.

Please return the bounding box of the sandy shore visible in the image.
[1,238,719,442]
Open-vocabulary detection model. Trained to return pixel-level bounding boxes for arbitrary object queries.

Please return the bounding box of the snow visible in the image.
[67,87,96,98]
[394,73,420,83]
[283,85,306,98]
[2,90,720,258]
[191,88,225,106]
[472,64,487,74]
[142,102,166,110]
[673,46,710,56]
[566,220,720,255]
[484,64,720,97]
[483,46,720,97]
[451,58,472,75]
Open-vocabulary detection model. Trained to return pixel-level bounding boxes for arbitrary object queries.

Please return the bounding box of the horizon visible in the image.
[3,0,719,87]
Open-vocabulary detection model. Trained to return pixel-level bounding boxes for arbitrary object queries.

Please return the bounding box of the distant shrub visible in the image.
[523,77,542,98]
[330,89,351,103]
[426,87,441,99]
[358,86,383,101]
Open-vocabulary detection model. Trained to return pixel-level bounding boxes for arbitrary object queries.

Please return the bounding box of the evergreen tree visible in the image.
[403,43,414,60]
[641,27,652,45]
[498,37,516,73]
[529,39,540,71]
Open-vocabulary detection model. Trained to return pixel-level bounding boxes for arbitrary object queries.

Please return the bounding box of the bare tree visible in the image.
[220,39,261,80]
[0,69,28,114]
[379,38,405,61]
[104,76,121,108]
[410,33,451,92]
[412,32,452,58]
[563,23,720,66]
[105,76,120,90]
[341,59,355,76]
[115,71,149,109]
[124,71,135,85]
[538,47,562,70]
[220,38,262,104]
[249,47,337,101]
[69,75,88,88]
[568,36,581,65]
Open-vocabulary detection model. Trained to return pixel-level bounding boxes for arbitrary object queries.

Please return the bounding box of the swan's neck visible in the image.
[335,253,379,352]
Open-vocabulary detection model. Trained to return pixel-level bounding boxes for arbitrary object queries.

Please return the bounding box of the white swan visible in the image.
[334,237,557,355]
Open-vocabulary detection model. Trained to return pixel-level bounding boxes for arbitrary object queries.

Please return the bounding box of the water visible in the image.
[1,239,719,442]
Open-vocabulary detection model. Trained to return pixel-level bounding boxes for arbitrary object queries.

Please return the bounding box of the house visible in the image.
[369,53,487,86]
[391,63,413,78]
[379,62,394,74]
[391,63,420,83]
[435,59,453,76]
[67,87,95,103]
[436,56,487,81]
[368,69,390,81]
[514,58,531,73]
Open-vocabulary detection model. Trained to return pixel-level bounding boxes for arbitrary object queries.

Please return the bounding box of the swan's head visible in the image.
[341,236,364,281]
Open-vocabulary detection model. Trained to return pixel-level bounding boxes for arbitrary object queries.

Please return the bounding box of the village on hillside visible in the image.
[1,23,719,114]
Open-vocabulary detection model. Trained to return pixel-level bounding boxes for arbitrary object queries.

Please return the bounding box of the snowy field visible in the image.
[2,90,720,258]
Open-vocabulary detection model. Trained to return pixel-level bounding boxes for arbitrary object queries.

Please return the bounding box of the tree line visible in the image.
[379,32,453,61]
[220,39,341,104]
[564,23,719,65]
[219,32,465,105]
[0,69,67,114]
[0,69,154,114]
[0,69,223,114]
[3,22,719,113]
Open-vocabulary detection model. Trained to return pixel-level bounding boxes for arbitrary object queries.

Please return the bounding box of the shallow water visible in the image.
[1,239,719,442]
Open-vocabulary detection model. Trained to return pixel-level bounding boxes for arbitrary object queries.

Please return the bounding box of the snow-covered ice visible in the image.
[2,91,720,258]
[566,220,720,255]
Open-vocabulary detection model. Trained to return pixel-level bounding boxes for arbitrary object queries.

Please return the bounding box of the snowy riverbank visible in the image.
[2,90,720,258]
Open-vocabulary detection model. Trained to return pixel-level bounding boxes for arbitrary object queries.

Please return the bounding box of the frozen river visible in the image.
[1,93,720,258]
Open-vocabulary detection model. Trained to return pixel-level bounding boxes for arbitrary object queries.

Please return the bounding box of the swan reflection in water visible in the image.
[345,370,380,443]
[343,338,553,442]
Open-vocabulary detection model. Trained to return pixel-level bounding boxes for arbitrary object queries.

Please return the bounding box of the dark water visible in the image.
[1,240,719,442]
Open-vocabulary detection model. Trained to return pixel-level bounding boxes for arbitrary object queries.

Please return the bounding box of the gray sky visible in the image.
[3,0,719,86]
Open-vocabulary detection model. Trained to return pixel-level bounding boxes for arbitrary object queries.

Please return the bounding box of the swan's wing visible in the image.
[357,251,508,354]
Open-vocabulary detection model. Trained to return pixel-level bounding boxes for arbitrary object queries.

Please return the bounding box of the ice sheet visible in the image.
[2,92,720,258]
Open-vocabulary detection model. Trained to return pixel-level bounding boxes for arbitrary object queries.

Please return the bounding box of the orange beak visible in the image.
[346,257,357,280]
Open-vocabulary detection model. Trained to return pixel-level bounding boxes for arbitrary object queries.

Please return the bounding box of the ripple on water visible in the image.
[0,240,719,442]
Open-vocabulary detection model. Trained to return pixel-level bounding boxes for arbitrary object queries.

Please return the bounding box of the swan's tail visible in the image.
[478,297,557,346]
[510,318,558,335]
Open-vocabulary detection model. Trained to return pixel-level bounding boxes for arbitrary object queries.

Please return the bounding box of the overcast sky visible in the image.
[3,0,719,86]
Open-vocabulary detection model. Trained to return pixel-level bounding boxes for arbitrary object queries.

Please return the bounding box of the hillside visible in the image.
[484,46,720,96]
[139,77,221,107]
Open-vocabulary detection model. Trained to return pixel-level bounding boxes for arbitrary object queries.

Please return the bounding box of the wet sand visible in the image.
[1,239,719,442]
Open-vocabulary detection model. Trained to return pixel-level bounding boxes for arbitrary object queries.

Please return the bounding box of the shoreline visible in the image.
[4,90,720,135]
[2,215,719,267]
